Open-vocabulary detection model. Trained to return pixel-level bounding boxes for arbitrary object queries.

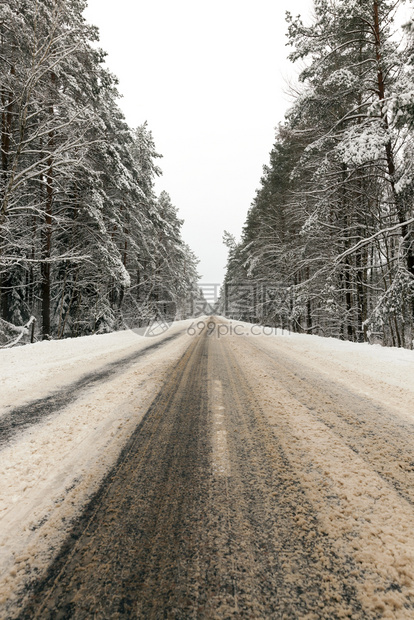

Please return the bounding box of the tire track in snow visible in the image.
[229,331,414,617]
[0,331,182,448]
[243,335,414,507]
[20,323,365,618]
[20,331,210,618]
[206,336,363,618]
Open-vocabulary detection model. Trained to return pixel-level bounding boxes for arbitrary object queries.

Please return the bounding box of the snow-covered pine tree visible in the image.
[0,0,106,338]
[224,0,414,347]
[0,0,199,344]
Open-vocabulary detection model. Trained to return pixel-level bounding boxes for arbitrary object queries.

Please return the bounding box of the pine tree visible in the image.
[0,0,199,344]
[224,0,414,347]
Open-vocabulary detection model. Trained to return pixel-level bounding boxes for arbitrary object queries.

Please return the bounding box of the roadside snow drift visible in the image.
[0,322,193,612]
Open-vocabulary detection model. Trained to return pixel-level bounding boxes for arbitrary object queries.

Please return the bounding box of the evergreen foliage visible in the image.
[224,0,414,348]
[0,0,199,344]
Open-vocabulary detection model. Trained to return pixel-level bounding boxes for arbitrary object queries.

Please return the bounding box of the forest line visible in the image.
[0,0,199,345]
[223,0,414,348]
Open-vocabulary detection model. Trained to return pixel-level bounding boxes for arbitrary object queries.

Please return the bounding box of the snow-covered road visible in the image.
[0,321,194,614]
[1,318,413,617]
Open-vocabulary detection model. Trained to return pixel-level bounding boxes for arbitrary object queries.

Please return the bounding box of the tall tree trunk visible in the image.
[344,262,354,341]
[41,178,52,338]
[373,0,414,282]
[0,66,15,322]
[41,74,56,339]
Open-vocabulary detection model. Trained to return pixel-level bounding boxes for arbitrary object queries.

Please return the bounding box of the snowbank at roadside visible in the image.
[0,321,191,414]
[216,317,414,421]
[0,322,193,614]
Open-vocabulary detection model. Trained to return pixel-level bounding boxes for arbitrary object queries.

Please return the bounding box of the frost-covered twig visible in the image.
[335,218,414,264]
[0,316,36,348]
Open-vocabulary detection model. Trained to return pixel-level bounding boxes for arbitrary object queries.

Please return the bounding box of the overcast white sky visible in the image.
[83,0,312,284]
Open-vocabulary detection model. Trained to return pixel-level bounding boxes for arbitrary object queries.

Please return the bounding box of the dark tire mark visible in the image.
[20,334,210,619]
[243,336,414,507]
[203,337,363,619]
[0,331,182,448]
